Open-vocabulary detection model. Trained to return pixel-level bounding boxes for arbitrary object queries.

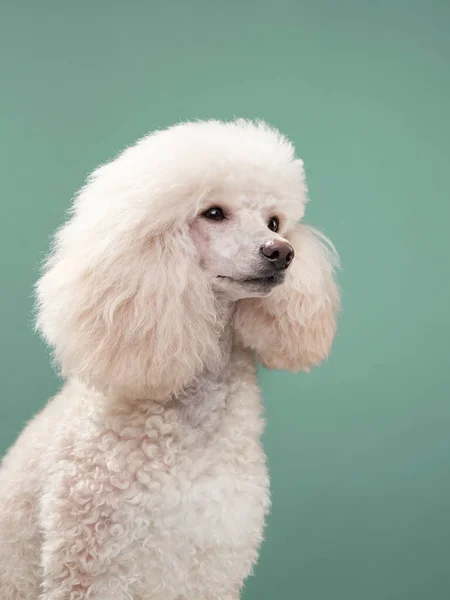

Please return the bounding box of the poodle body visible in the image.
[0,349,267,600]
[0,120,339,599]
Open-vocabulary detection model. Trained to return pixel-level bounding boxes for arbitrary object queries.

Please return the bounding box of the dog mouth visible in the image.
[218,273,285,287]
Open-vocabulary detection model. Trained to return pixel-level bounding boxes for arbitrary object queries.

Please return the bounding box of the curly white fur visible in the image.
[0,119,339,600]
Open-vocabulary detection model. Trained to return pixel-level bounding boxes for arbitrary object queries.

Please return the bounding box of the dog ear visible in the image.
[36,158,221,400]
[234,224,340,371]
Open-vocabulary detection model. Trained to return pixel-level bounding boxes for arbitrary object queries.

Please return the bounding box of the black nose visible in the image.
[260,239,295,270]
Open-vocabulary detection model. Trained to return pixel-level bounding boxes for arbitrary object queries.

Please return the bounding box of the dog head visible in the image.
[36,120,339,399]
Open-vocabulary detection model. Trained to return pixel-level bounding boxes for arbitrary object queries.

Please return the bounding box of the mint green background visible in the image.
[1,1,450,598]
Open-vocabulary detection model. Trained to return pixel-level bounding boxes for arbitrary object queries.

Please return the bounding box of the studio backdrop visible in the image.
[1,1,449,599]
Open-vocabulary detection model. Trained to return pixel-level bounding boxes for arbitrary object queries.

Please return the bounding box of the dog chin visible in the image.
[216,272,285,299]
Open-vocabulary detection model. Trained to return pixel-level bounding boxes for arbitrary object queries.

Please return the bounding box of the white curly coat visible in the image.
[0,120,339,600]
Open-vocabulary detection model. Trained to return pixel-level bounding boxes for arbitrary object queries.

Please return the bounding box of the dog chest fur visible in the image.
[32,350,269,597]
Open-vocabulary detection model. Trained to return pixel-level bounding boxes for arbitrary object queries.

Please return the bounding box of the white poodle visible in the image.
[0,119,339,600]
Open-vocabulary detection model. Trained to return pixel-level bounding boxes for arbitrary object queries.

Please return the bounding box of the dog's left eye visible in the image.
[202,207,225,221]
[268,217,279,232]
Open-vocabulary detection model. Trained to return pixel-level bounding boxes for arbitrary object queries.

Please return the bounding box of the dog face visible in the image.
[190,194,295,300]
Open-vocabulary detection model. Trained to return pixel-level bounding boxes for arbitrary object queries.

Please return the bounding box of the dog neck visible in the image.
[91,295,239,433]
[173,294,236,432]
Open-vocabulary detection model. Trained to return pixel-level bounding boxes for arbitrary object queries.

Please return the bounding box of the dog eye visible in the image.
[202,207,225,221]
[267,216,279,232]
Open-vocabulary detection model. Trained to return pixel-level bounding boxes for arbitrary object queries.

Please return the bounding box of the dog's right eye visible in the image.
[202,207,225,221]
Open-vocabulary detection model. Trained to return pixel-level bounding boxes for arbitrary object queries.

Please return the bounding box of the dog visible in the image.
[0,119,339,600]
